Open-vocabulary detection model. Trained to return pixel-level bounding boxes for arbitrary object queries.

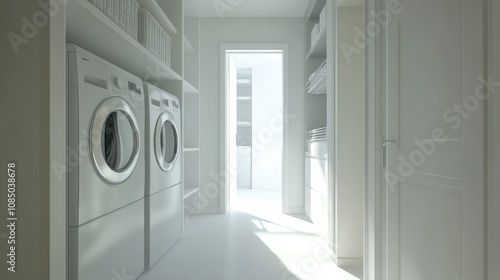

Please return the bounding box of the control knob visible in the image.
[113,77,125,89]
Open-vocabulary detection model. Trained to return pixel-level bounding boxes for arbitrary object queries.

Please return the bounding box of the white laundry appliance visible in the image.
[67,44,145,280]
[143,82,182,269]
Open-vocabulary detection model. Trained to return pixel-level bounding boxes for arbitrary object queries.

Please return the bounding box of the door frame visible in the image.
[49,0,67,279]
[365,0,493,280]
[219,43,290,213]
[364,0,383,279]
[488,0,500,278]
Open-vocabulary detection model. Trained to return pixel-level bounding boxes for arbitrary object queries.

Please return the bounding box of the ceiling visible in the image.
[190,0,311,18]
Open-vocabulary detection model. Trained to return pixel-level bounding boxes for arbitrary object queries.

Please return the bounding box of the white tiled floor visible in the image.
[139,189,362,280]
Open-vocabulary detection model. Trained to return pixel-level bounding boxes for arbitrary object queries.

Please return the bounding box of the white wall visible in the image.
[232,53,283,191]
[0,1,51,279]
[335,7,364,259]
[199,18,305,212]
[251,54,283,190]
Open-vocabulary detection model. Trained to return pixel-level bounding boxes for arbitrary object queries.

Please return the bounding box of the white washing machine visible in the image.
[67,44,145,280]
[144,82,182,269]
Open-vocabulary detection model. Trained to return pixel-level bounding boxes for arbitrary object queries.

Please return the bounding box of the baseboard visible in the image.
[284,207,305,214]
[199,207,220,214]
[332,252,363,267]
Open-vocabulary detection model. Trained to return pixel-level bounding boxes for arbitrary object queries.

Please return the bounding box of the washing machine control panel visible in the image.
[162,97,179,113]
[110,75,144,103]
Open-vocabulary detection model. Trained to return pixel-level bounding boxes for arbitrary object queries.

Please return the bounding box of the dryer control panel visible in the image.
[109,73,144,104]
[162,97,179,115]
[143,82,180,117]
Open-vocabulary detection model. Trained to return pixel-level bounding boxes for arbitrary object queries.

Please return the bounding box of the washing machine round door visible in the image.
[90,97,141,184]
[154,112,179,172]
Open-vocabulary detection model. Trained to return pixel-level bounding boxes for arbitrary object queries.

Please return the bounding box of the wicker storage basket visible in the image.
[88,0,139,40]
[138,8,172,66]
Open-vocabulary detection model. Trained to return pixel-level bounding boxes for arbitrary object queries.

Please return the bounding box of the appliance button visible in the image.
[113,77,125,89]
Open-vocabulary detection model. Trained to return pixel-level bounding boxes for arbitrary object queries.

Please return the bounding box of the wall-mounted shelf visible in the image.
[237,79,252,84]
[183,80,199,94]
[237,96,252,102]
[183,0,200,222]
[66,0,182,81]
[307,26,327,59]
[137,0,178,34]
[308,80,327,95]
[237,121,252,127]
[337,0,363,7]
[183,186,199,200]
[237,79,252,88]
[305,0,327,19]
[184,36,196,54]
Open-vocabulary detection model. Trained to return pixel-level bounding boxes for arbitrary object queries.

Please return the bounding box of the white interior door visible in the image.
[226,55,238,211]
[383,0,485,279]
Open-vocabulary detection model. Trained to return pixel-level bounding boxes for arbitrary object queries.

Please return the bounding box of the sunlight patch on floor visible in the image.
[234,189,362,280]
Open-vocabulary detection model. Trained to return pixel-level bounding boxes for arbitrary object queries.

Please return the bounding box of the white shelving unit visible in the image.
[182,0,201,227]
[183,36,196,54]
[137,0,178,34]
[66,0,182,81]
[237,96,252,102]
[236,68,253,145]
[183,186,199,200]
[237,121,252,127]
[305,0,328,130]
[304,0,363,267]
[305,0,328,254]
[306,26,327,59]
[183,80,199,94]
[336,0,363,7]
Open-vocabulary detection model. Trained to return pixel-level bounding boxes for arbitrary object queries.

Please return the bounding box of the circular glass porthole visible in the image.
[154,112,179,172]
[90,97,140,184]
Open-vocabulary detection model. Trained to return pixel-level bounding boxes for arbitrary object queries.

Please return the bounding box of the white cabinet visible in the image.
[305,154,328,241]
[305,156,328,197]
[304,0,364,266]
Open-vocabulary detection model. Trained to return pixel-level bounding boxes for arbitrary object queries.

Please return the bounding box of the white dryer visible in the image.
[67,44,145,280]
[144,82,182,269]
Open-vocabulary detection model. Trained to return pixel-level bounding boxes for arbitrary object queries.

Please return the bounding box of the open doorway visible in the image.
[221,48,286,213]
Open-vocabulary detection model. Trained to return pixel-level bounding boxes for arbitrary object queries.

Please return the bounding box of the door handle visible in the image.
[381,136,396,168]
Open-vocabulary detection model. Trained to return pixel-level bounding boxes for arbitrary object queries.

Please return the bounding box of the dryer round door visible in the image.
[90,97,141,184]
[154,112,179,172]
